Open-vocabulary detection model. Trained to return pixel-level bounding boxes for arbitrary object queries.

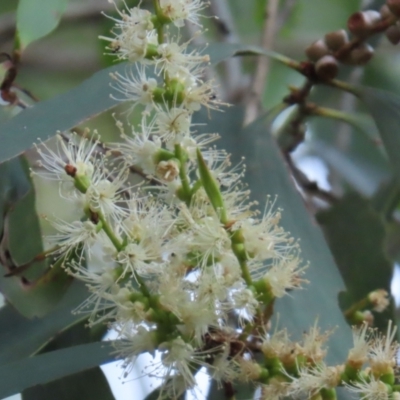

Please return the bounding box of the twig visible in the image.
[285,153,338,205]
[243,0,280,125]
[277,0,298,29]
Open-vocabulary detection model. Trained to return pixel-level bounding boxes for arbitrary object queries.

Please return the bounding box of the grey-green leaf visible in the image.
[0,281,88,364]
[355,86,400,181]
[317,192,394,330]
[22,368,115,400]
[16,0,68,49]
[0,341,116,398]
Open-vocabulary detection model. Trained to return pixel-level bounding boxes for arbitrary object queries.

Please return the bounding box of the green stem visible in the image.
[343,297,369,320]
[153,0,164,44]
[238,258,252,287]
[327,78,360,96]
[175,144,192,204]
[98,213,123,252]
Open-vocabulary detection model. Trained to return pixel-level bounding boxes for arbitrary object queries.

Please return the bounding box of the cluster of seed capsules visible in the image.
[305,0,400,80]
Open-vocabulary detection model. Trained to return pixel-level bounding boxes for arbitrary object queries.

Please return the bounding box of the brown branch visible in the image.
[244,0,280,125]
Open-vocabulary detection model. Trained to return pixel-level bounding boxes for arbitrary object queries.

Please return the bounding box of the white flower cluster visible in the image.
[32,0,315,397]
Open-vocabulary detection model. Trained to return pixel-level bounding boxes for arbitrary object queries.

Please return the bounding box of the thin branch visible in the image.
[243,0,280,125]
[285,153,339,205]
[277,0,298,29]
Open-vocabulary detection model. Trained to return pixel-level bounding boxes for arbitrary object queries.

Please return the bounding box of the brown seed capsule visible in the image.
[386,24,400,44]
[305,39,330,62]
[347,10,382,36]
[380,4,395,19]
[324,29,349,51]
[315,55,339,80]
[344,43,374,65]
[387,0,400,18]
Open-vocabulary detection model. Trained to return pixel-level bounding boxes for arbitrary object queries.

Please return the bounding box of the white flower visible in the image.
[344,376,390,400]
[368,289,390,313]
[47,218,102,259]
[231,286,258,324]
[158,275,218,342]
[263,256,308,298]
[154,106,192,143]
[181,212,231,268]
[116,241,163,278]
[261,327,297,364]
[159,0,208,27]
[289,363,342,398]
[156,40,209,77]
[209,344,241,383]
[151,336,212,397]
[114,325,157,375]
[85,165,129,220]
[69,264,122,325]
[34,134,98,183]
[300,321,332,362]
[348,323,370,368]
[260,377,292,400]
[112,117,162,175]
[368,320,398,376]
[110,66,158,112]
[233,198,296,264]
[100,3,156,62]
[183,78,221,111]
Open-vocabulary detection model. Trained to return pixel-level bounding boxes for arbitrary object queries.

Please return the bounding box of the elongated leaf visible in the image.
[355,86,400,181]
[22,367,115,400]
[0,156,31,215]
[206,380,255,400]
[0,341,116,398]
[0,281,88,364]
[22,368,115,400]
[16,0,68,49]
[0,43,292,164]
[22,318,114,400]
[317,192,394,330]
[0,159,73,317]
[194,107,353,368]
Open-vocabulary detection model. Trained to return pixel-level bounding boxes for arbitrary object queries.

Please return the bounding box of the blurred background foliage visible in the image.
[2,0,400,398]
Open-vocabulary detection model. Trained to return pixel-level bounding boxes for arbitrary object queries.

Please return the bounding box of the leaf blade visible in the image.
[0,341,116,398]
[16,0,68,49]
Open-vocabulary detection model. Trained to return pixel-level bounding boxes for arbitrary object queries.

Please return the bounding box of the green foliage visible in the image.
[0,157,72,317]
[16,0,68,49]
[317,192,394,330]
[356,87,400,183]
[22,319,114,400]
[2,0,400,398]
[0,341,115,398]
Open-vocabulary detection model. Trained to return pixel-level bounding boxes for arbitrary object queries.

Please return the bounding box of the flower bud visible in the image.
[315,55,339,80]
[305,39,330,62]
[324,29,349,51]
[385,24,400,43]
[345,43,374,65]
[156,160,180,182]
[347,10,382,36]
[387,0,400,18]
